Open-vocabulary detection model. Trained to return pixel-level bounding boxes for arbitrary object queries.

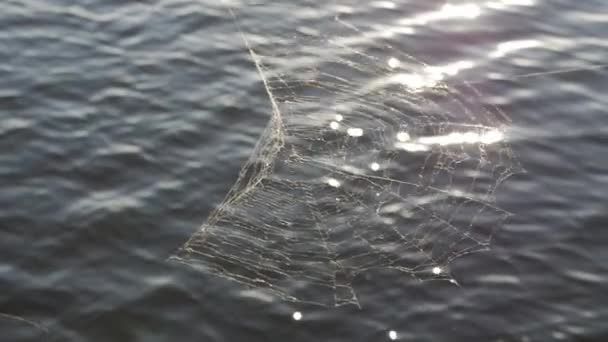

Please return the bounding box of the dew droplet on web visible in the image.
[292,311,302,321]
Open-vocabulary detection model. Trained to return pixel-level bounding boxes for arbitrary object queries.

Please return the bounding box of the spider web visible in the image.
[171,0,522,307]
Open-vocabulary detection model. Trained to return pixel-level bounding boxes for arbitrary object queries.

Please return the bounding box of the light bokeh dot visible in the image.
[397,131,410,142]
[388,57,401,68]
[347,127,364,137]
[432,266,442,275]
[327,178,341,188]
[388,330,398,340]
[292,311,302,321]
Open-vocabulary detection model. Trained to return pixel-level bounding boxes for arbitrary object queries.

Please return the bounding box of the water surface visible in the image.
[1,0,607,341]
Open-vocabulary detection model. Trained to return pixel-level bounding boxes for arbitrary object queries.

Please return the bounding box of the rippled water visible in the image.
[1,0,607,341]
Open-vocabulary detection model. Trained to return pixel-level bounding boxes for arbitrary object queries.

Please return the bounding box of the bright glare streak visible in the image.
[485,0,535,8]
[503,0,535,5]
[394,61,476,89]
[418,129,505,146]
[425,60,475,77]
[400,3,481,26]
[347,127,364,137]
[439,3,481,19]
[395,142,429,152]
[489,40,541,58]
[481,130,505,144]
[292,311,302,321]
[391,73,438,90]
[371,1,396,9]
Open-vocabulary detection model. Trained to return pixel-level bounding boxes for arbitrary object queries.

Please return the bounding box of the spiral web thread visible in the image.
[171,0,522,307]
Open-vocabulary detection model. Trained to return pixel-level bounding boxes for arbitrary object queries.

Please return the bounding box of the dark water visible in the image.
[1,0,607,341]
